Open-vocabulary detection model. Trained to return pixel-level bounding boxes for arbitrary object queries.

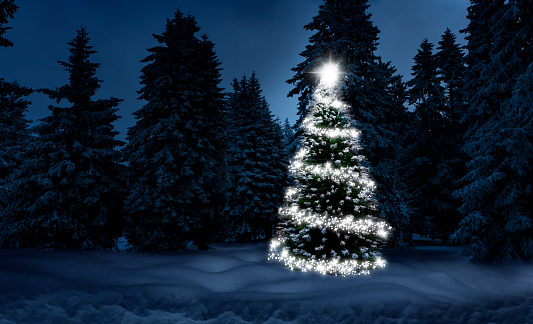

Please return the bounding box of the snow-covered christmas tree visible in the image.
[269,62,392,276]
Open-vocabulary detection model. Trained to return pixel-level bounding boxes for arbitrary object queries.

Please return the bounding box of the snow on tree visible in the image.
[269,63,391,276]
[452,0,533,262]
[224,73,289,242]
[0,27,124,249]
[123,10,227,251]
[287,0,411,248]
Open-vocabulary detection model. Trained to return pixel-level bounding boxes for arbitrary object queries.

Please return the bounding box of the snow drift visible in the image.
[1,242,532,323]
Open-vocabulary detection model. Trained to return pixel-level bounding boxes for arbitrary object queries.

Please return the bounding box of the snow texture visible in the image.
[1,242,532,323]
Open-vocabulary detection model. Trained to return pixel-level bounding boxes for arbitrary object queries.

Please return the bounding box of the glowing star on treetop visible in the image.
[319,62,340,86]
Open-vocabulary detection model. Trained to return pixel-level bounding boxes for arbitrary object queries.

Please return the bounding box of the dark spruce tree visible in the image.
[0,28,124,249]
[0,0,32,209]
[0,0,17,48]
[282,118,296,153]
[0,81,31,209]
[123,10,227,251]
[452,0,533,262]
[225,73,288,242]
[0,0,32,214]
[433,28,467,241]
[436,28,466,151]
[377,68,414,248]
[406,38,446,237]
[287,0,412,247]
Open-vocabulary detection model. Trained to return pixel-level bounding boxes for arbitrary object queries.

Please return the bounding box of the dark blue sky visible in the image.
[1,0,468,141]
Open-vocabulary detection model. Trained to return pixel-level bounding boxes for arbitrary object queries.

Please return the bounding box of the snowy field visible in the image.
[1,242,533,324]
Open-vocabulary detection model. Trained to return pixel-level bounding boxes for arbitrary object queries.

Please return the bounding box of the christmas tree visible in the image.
[269,62,392,276]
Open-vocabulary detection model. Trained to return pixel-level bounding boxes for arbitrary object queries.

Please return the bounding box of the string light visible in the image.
[277,203,391,237]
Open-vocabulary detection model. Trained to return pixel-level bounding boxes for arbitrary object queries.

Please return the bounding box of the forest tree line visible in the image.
[1,0,532,264]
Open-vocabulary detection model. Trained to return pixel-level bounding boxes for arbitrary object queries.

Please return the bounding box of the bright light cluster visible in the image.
[302,121,361,139]
[310,91,350,113]
[268,237,386,276]
[269,73,391,276]
[299,90,359,139]
[289,160,375,190]
[278,204,391,237]
[319,62,340,87]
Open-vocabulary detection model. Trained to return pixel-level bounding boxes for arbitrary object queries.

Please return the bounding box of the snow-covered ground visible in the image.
[1,242,532,324]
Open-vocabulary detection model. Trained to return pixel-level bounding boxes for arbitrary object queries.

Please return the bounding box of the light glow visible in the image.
[320,62,340,86]
[269,237,381,276]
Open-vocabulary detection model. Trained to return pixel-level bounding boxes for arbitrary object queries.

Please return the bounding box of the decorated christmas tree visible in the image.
[269,62,392,276]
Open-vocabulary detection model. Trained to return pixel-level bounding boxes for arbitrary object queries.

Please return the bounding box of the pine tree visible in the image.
[287,0,411,247]
[436,28,466,150]
[123,10,227,251]
[451,0,533,262]
[378,73,414,248]
[273,117,291,188]
[0,28,124,249]
[406,38,446,237]
[270,69,391,276]
[0,81,31,208]
[282,118,297,155]
[225,73,288,242]
[452,0,533,262]
[433,28,467,241]
[0,0,32,209]
[288,0,380,129]
[0,0,17,48]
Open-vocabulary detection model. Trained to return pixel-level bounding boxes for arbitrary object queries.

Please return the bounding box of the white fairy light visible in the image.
[375,258,386,268]
[268,237,386,277]
[377,228,389,239]
[277,203,391,236]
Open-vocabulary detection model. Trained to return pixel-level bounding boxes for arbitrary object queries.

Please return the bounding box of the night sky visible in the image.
[1,0,468,141]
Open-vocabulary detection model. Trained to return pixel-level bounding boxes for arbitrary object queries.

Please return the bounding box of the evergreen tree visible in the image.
[282,117,297,155]
[288,0,379,129]
[433,28,467,241]
[123,10,227,251]
[270,71,391,276]
[0,0,32,208]
[0,0,17,48]
[225,73,288,242]
[406,38,446,237]
[0,0,32,222]
[0,28,124,249]
[0,81,31,208]
[452,0,533,262]
[287,0,412,247]
[436,28,466,151]
[378,73,414,248]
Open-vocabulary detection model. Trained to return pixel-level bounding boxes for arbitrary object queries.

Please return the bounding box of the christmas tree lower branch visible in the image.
[269,64,392,276]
